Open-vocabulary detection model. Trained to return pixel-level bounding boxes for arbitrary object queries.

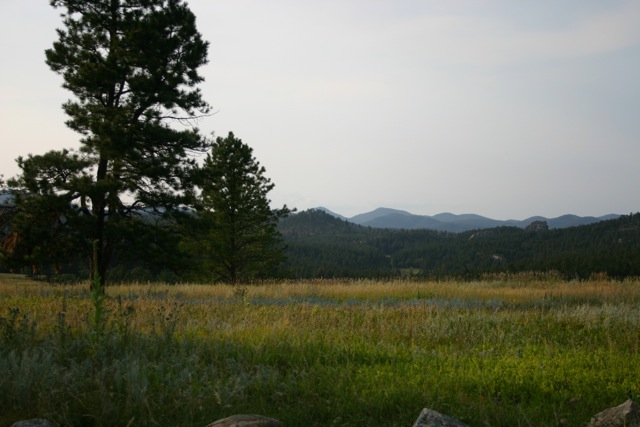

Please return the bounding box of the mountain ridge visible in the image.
[311,206,620,232]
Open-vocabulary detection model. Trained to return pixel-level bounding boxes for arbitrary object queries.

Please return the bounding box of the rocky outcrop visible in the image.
[10,420,58,427]
[525,220,549,232]
[588,399,640,427]
[205,414,284,427]
[412,408,469,427]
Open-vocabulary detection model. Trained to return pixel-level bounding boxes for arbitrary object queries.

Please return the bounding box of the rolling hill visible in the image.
[315,207,619,232]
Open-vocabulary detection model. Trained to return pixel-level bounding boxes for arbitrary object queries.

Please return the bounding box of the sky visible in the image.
[1,1,639,220]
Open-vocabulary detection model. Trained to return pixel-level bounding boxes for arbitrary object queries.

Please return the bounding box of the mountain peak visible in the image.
[349,207,412,224]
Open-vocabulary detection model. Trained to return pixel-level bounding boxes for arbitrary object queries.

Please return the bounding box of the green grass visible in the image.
[1,274,639,426]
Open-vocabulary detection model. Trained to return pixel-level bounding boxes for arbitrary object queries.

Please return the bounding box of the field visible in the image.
[1,273,639,426]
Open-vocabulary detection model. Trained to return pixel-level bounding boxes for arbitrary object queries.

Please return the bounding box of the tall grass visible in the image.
[1,274,639,426]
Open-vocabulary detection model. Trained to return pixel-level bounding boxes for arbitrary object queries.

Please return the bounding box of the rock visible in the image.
[412,408,470,427]
[11,420,58,427]
[205,414,283,427]
[525,220,549,232]
[588,399,640,427]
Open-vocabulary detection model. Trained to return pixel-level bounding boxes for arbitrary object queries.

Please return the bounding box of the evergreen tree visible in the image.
[9,0,211,287]
[3,151,89,277]
[190,132,291,284]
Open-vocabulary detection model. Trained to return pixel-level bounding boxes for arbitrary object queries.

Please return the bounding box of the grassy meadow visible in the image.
[1,273,639,426]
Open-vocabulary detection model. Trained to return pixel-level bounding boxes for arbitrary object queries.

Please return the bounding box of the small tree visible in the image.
[9,0,211,288]
[191,132,291,284]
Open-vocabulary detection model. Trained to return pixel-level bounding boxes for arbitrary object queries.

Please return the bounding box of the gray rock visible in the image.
[205,414,283,427]
[412,408,470,427]
[11,420,58,427]
[525,220,549,232]
[588,399,640,427]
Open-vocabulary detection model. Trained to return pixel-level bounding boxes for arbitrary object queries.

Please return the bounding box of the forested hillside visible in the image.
[278,210,640,279]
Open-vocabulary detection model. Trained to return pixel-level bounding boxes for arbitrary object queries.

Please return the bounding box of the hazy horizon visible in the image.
[308,205,623,221]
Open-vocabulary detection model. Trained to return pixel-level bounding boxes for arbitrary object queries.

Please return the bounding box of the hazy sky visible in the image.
[1,1,639,219]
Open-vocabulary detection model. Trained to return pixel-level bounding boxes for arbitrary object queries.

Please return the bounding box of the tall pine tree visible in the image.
[10,0,211,287]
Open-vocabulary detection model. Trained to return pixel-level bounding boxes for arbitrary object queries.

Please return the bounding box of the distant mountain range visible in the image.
[312,207,620,233]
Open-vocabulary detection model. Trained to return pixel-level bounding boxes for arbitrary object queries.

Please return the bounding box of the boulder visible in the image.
[205,414,283,427]
[588,399,640,427]
[11,420,58,427]
[412,408,470,427]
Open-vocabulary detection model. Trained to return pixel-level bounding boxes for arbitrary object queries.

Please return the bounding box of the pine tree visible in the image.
[191,132,291,284]
[9,0,211,288]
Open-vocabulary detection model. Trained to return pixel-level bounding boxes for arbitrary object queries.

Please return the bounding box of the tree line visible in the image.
[3,196,638,283]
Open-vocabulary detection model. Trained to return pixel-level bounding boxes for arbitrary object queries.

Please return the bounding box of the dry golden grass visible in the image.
[3,273,639,305]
